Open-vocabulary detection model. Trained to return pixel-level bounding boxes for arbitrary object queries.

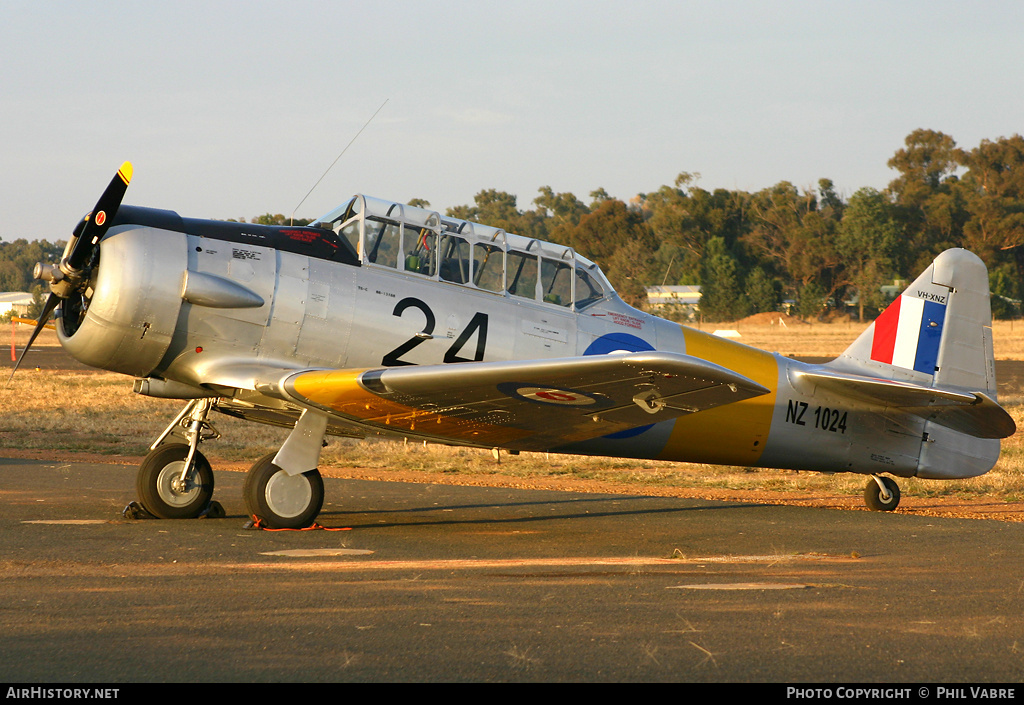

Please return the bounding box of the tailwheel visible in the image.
[243,452,324,529]
[864,475,901,512]
[136,443,214,519]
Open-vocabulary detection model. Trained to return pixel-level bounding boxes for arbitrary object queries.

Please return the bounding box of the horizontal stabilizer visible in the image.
[795,368,1016,439]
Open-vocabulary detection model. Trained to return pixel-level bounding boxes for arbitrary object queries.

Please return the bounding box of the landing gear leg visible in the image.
[243,409,328,529]
[864,475,901,512]
[136,399,220,519]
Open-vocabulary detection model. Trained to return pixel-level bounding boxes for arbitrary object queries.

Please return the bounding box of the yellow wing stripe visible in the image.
[290,369,530,446]
[658,328,778,465]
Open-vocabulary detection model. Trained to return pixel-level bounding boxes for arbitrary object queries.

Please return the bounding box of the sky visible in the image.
[3,0,1024,242]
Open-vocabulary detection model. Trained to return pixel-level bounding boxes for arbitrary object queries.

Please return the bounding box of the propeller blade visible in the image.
[6,292,61,384]
[65,161,133,271]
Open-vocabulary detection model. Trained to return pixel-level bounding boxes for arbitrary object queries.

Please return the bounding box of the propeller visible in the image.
[8,162,133,382]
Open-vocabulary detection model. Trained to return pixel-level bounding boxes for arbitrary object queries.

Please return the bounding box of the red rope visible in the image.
[249,515,352,532]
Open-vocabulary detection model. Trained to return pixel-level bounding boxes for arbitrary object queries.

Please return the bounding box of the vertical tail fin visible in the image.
[835,248,996,395]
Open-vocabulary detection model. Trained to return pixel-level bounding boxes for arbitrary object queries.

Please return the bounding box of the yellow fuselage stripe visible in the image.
[658,327,779,465]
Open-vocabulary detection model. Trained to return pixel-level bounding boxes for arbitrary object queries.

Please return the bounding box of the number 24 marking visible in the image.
[381,297,489,366]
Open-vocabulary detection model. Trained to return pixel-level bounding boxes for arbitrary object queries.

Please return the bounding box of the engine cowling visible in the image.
[58,225,187,377]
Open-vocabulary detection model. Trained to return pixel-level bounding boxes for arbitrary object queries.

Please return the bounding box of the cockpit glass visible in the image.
[439,235,471,284]
[403,227,436,276]
[542,259,573,307]
[313,195,612,307]
[473,243,503,292]
[575,266,606,309]
[366,218,400,268]
[312,196,358,229]
[507,251,538,300]
[338,217,360,256]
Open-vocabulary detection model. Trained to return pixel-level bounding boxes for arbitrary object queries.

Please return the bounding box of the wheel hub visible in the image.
[264,471,312,519]
[157,462,200,507]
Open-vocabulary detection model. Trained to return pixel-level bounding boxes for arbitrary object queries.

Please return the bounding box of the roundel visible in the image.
[517,387,598,405]
[583,332,654,356]
[94,210,107,226]
[584,332,656,439]
[497,382,608,408]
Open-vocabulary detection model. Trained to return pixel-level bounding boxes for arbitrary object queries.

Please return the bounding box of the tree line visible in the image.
[439,129,1024,321]
[3,129,1023,322]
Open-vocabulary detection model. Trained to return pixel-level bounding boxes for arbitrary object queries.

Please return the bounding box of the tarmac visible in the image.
[2,456,1024,683]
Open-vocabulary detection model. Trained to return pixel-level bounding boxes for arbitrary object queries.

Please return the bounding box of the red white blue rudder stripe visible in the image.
[870,295,947,375]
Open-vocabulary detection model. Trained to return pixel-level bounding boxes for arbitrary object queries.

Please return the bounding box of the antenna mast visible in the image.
[291,99,389,225]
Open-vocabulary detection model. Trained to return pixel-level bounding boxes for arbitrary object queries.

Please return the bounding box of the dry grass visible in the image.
[0,370,290,458]
[700,318,1024,360]
[2,372,1023,504]
[2,319,1023,504]
[5,323,58,348]
[316,425,1024,502]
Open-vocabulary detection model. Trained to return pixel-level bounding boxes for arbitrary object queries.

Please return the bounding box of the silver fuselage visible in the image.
[58,210,999,482]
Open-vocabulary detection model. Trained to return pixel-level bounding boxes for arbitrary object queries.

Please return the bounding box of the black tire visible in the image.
[864,476,901,512]
[136,444,214,519]
[242,452,324,529]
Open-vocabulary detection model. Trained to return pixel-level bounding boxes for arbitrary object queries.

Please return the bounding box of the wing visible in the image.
[795,368,1016,439]
[250,352,770,451]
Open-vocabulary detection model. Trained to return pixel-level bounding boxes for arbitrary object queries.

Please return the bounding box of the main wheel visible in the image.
[136,444,214,519]
[864,476,901,512]
[242,452,324,529]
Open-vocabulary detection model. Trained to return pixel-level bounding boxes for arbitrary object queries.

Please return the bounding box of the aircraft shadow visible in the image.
[315,495,769,530]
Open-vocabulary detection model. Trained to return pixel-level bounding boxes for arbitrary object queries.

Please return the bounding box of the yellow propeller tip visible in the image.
[118,161,133,184]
